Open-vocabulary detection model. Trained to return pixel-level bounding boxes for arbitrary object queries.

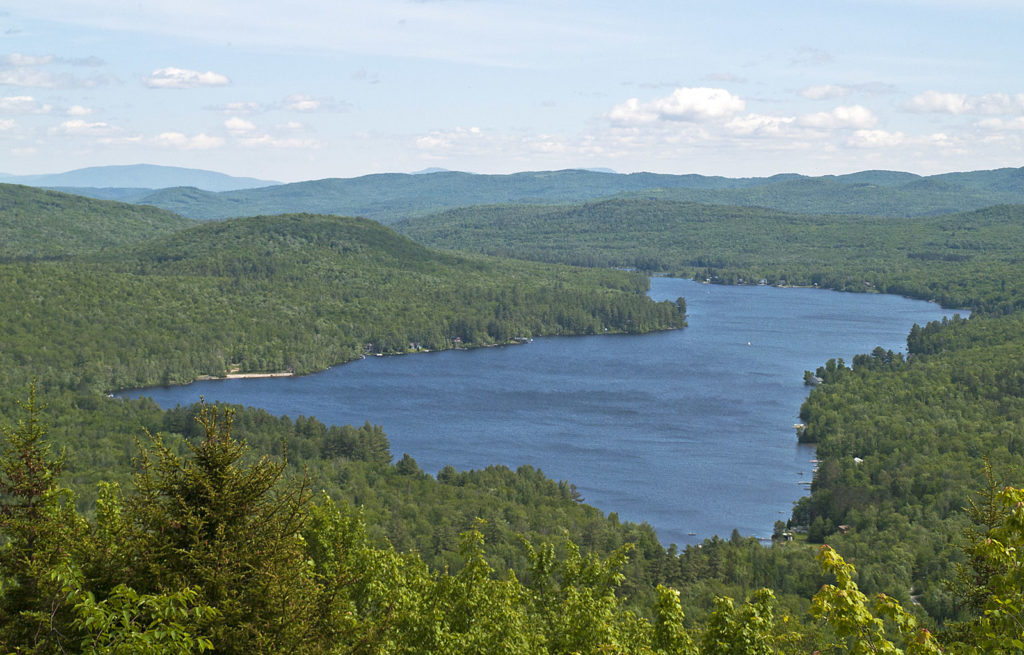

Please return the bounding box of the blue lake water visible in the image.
[117,278,958,546]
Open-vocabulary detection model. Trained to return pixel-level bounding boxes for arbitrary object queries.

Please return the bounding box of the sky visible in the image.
[2,1,1024,182]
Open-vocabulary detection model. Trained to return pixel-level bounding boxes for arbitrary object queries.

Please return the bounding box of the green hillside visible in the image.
[0,202,685,395]
[0,184,195,260]
[398,198,1024,312]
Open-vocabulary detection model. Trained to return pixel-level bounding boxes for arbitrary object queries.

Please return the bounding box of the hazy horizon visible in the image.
[3,2,1024,182]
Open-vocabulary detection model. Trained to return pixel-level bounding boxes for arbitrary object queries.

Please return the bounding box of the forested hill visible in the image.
[0,207,685,395]
[398,199,1024,313]
[122,165,1024,223]
[0,183,195,261]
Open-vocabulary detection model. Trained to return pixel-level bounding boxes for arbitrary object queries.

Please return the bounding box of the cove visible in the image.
[117,278,957,546]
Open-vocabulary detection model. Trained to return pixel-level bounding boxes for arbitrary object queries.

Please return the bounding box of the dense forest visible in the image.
[398,199,1024,313]
[0,184,195,261]
[0,186,685,395]
[14,391,1006,653]
[5,176,1024,652]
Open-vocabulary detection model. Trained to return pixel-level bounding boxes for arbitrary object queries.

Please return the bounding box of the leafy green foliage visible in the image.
[943,485,1024,652]
[810,546,940,654]
[58,565,218,655]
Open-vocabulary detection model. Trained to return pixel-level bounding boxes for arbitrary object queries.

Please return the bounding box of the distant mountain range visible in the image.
[6,164,1024,223]
[120,166,1024,223]
[0,164,279,192]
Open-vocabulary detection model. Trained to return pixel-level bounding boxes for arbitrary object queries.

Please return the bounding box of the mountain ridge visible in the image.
[0,163,279,192]
[114,165,1024,223]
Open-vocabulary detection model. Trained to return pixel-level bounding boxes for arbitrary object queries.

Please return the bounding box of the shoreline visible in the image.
[114,323,686,394]
[196,371,295,381]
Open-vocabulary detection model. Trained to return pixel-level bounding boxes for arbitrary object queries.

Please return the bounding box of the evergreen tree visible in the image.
[106,402,321,653]
[0,384,88,652]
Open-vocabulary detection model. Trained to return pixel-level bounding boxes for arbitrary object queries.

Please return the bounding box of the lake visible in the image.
[117,278,958,546]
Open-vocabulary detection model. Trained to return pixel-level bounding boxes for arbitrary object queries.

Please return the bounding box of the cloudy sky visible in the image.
[2,1,1023,181]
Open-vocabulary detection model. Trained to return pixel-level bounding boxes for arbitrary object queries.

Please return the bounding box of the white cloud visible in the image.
[925,133,958,148]
[971,93,1024,115]
[977,117,1024,131]
[906,90,1024,115]
[0,95,52,114]
[51,119,111,135]
[210,96,348,115]
[848,129,905,148]
[530,134,567,154]
[609,87,745,125]
[284,94,320,112]
[280,93,351,113]
[608,98,658,124]
[97,134,143,145]
[2,53,55,67]
[0,69,60,87]
[416,134,450,150]
[144,67,230,89]
[209,101,263,114]
[800,84,850,100]
[907,91,971,114]
[66,105,93,116]
[0,53,111,89]
[238,134,320,149]
[416,126,483,152]
[0,119,16,131]
[725,113,796,136]
[653,87,745,121]
[225,116,256,133]
[189,133,226,149]
[154,131,225,149]
[0,69,111,89]
[800,105,877,129]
